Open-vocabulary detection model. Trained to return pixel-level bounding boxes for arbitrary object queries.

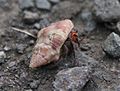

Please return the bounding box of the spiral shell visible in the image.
[29,19,74,68]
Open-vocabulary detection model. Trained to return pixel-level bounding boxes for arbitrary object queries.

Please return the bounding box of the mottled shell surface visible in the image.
[29,19,74,68]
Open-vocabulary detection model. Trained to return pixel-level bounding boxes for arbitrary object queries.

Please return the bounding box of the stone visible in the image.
[51,1,81,20]
[71,42,98,68]
[30,80,40,89]
[4,45,11,52]
[0,51,6,64]
[80,9,93,22]
[25,89,32,91]
[116,85,120,91]
[102,32,120,58]
[16,44,27,54]
[29,40,35,45]
[8,61,16,67]
[0,51,6,58]
[80,44,91,51]
[34,23,41,29]
[39,18,50,29]
[80,9,96,33]
[49,0,60,4]
[93,0,120,22]
[35,0,51,10]
[23,11,39,24]
[53,66,92,91]
[18,0,34,10]
[0,0,10,10]
[116,21,120,35]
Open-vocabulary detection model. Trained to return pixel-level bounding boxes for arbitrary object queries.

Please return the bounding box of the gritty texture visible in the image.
[102,32,120,58]
[93,0,120,22]
[1,0,120,91]
[53,66,92,91]
[51,1,81,20]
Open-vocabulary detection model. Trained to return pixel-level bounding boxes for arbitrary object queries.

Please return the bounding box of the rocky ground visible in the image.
[0,0,120,91]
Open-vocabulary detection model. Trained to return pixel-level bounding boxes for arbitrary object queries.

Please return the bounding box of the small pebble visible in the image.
[0,0,10,9]
[18,0,34,10]
[16,44,27,54]
[0,51,6,64]
[30,80,40,89]
[80,44,91,51]
[23,11,39,24]
[90,36,95,40]
[102,32,120,58]
[80,9,93,22]
[0,51,6,58]
[80,9,96,32]
[34,23,41,30]
[35,0,51,10]
[29,40,35,45]
[25,89,32,91]
[4,46,11,52]
[8,61,16,67]
[116,85,120,91]
[39,18,50,28]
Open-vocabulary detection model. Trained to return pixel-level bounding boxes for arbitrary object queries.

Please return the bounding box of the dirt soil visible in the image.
[0,0,120,91]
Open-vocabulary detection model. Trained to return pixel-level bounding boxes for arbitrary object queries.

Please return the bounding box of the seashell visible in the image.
[29,19,74,68]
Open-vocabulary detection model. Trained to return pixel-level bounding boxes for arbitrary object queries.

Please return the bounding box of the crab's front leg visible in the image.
[60,29,80,59]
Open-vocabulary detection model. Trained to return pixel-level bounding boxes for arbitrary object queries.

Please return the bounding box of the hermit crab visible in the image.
[29,19,81,68]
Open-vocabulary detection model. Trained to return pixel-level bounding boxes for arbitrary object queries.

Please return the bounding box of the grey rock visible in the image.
[0,51,6,64]
[16,44,27,54]
[76,52,98,68]
[82,79,99,91]
[34,23,41,29]
[19,0,34,10]
[25,89,32,91]
[8,61,16,67]
[35,0,51,10]
[84,21,96,33]
[4,45,11,52]
[49,0,60,4]
[80,9,96,32]
[102,32,120,57]
[0,81,3,88]
[52,1,81,20]
[53,66,92,91]
[20,72,28,78]
[30,80,40,89]
[80,44,91,51]
[29,40,35,45]
[116,21,120,35]
[0,51,6,58]
[116,85,120,91]
[93,0,120,22]
[80,9,93,22]
[23,11,39,24]
[39,18,50,28]
[72,43,98,68]
[0,0,10,9]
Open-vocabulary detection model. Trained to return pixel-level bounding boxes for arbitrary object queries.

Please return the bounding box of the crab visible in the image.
[29,19,84,68]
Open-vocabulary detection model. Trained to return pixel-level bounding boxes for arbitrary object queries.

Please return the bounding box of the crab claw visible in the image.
[29,19,74,68]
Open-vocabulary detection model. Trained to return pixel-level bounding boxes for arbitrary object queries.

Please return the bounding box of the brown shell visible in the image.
[29,19,74,68]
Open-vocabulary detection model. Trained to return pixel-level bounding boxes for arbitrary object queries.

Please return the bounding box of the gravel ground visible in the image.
[0,0,120,91]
